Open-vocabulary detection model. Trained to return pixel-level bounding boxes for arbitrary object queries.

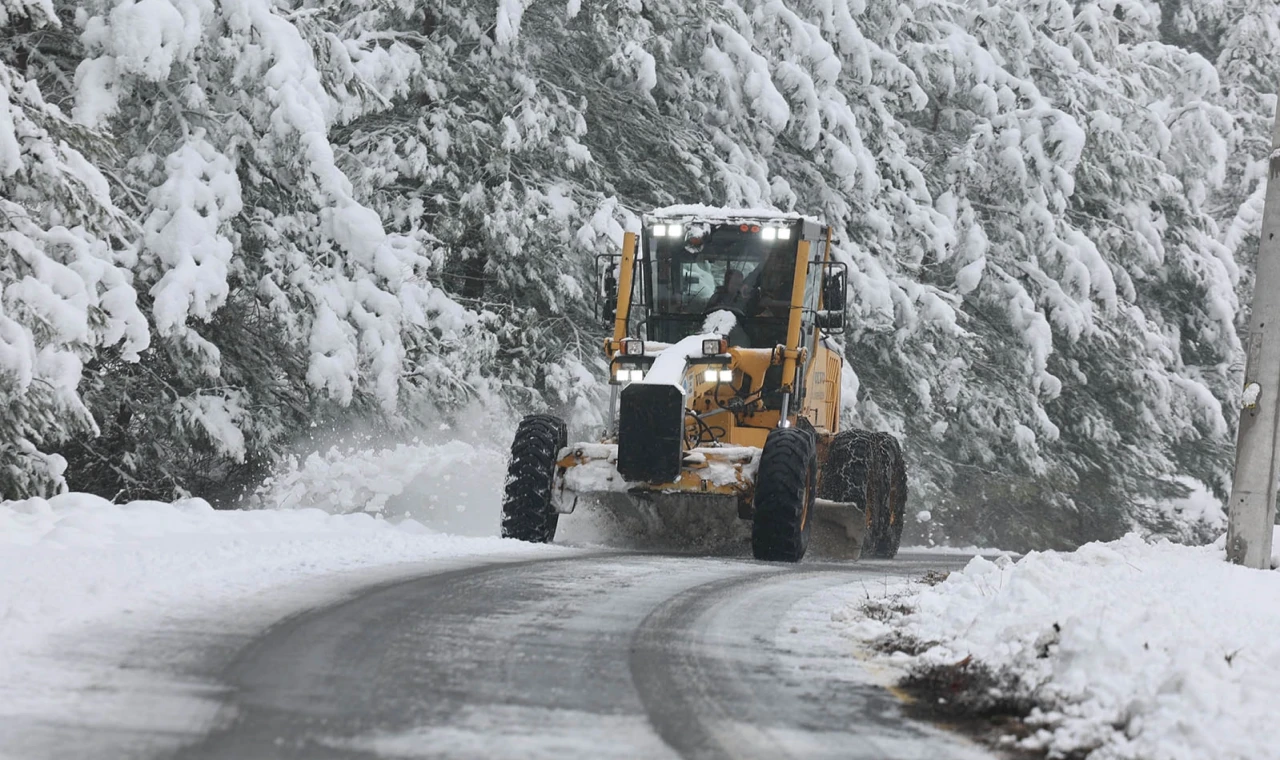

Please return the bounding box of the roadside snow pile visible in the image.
[0,493,550,668]
[0,492,558,755]
[846,532,1280,760]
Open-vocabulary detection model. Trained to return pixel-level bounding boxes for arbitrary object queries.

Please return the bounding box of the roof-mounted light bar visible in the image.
[649,222,792,240]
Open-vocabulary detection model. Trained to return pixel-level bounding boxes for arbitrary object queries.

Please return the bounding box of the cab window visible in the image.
[644,224,797,347]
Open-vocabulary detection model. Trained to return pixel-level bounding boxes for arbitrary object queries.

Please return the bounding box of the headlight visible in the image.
[623,339,645,356]
[704,369,718,383]
[762,227,777,241]
[652,224,667,238]
[667,223,682,238]
[613,365,646,384]
[718,369,733,382]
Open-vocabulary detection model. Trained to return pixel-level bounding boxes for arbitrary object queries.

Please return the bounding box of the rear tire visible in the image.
[865,432,907,558]
[501,415,567,543]
[820,429,907,559]
[752,426,817,562]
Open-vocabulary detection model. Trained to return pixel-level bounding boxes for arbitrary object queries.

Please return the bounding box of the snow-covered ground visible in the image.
[0,492,550,661]
[0,437,568,758]
[841,531,1280,760]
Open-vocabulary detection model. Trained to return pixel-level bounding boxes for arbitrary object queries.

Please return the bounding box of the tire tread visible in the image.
[752,426,817,562]
[501,414,567,543]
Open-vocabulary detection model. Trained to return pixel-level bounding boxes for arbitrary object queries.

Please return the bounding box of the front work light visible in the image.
[652,224,667,238]
[762,227,777,241]
[704,368,718,383]
[702,338,727,356]
[623,339,645,356]
[718,369,733,383]
[614,365,646,384]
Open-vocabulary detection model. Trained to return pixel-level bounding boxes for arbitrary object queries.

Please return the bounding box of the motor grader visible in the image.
[501,208,907,562]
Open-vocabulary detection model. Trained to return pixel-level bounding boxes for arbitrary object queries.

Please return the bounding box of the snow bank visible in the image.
[0,493,546,656]
[845,532,1280,760]
[0,491,557,743]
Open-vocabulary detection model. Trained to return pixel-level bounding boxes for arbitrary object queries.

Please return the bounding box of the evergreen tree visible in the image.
[334,3,612,431]
[0,1,148,498]
[55,0,489,501]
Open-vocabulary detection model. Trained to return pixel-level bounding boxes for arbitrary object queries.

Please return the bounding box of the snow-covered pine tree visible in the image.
[1171,0,1280,304]
[0,1,148,498]
[887,0,1242,547]
[49,0,485,501]
[334,2,613,432]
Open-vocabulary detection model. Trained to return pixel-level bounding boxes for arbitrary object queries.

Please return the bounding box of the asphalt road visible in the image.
[175,551,996,760]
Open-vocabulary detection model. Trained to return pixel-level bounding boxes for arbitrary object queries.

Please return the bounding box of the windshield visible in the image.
[643,223,799,347]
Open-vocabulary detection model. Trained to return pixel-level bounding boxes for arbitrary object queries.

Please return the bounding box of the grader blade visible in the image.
[809,499,866,561]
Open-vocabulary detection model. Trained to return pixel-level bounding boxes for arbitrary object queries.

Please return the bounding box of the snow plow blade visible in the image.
[550,443,758,514]
[544,443,868,559]
[810,498,866,560]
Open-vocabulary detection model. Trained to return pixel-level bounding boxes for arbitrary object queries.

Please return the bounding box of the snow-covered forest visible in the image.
[1,0,1276,550]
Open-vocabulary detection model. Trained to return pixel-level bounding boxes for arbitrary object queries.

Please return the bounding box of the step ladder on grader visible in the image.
[501,208,907,562]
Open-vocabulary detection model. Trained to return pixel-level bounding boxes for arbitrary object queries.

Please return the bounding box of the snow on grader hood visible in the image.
[500,209,908,562]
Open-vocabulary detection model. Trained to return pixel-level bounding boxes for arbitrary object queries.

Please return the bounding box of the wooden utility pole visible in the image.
[1227,100,1280,569]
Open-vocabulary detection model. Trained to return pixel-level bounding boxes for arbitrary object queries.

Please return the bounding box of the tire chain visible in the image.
[820,429,907,558]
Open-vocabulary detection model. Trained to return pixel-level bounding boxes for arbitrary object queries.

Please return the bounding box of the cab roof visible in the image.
[646,204,823,227]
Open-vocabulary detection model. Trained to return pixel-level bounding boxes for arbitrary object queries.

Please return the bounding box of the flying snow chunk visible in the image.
[701,309,738,336]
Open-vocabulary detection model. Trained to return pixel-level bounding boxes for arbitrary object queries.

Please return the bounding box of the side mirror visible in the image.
[602,269,617,324]
[820,264,848,335]
[823,270,846,311]
[816,310,845,331]
[597,254,620,327]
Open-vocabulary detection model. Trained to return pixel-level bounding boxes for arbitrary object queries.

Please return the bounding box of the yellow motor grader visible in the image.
[501,208,907,561]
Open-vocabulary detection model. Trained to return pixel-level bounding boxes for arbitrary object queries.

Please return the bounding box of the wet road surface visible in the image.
[176,552,995,760]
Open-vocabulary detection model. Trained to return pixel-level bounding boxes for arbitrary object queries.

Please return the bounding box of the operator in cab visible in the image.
[706,269,747,311]
[746,251,794,317]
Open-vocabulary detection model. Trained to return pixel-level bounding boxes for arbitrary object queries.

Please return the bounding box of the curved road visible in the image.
[175,552,995,760]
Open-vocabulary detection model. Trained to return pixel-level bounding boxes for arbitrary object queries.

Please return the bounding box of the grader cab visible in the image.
[501,208,907,561]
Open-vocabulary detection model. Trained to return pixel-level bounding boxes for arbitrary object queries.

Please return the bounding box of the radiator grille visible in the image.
[617,384,684,483]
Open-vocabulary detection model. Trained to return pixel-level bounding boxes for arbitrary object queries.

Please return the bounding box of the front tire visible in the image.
[752,426,817,562]
[501,415,567,543]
